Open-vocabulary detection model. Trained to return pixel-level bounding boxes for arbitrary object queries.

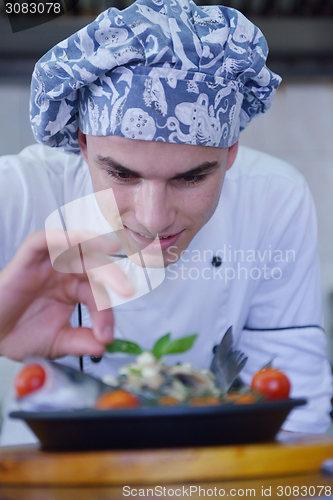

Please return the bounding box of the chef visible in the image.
[0,0,332,445]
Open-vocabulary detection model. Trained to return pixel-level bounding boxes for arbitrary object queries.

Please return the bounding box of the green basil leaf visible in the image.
[152,333,171,359]
[106,339,143,355]
[162,334,198,356]
[152,333,198,359]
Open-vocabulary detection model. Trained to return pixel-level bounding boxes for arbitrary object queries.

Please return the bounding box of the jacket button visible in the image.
[91,356,102,363]
[211,256,222,267]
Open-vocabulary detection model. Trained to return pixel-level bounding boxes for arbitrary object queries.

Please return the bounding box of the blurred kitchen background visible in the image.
[0,0,332,419]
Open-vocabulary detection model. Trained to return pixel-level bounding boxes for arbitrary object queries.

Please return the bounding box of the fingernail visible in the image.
[101,324,113,342]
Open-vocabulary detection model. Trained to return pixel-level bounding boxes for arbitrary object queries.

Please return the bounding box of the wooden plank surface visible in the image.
[0,434,332,486]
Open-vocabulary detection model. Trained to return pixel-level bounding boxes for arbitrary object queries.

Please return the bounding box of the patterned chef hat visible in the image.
[30,0,281,154]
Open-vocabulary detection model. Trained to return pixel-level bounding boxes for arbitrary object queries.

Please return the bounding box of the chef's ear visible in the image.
[226,141,239,171]
[78,129,88,162]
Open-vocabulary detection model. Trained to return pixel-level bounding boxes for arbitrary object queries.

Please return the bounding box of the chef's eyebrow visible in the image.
[97,156,140,177]
[172,161,219,179]
[96,155,220,179]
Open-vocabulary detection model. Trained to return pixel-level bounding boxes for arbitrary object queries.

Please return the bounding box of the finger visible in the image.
[50,326,106,359]
[8,230,122,272]
[0,232,54,320]
[3,231,49,278]
[85,278,113,312]
[19,231,135,297]
[79,232,122,256]
[46,229,122,252]
[88,261,135,297]
[71,279,114,343]
[48,231,122,272]
[90,308,114,344]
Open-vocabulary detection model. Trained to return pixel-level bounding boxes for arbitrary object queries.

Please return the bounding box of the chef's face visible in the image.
[78,131,238,267]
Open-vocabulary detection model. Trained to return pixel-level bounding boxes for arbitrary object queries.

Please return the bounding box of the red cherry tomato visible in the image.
[15,364,46,398]
[251,366,291,401]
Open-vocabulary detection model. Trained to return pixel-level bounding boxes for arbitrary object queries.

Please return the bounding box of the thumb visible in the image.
[73,279,115,345]
[49,326,106,359]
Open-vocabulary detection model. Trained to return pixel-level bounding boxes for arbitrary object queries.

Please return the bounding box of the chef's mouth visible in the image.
[123,226,184,251]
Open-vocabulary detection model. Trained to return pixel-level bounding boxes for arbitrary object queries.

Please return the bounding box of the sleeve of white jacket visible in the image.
[0,145,61,269]
[237,175,333,433]
[0,144,83,271]
[0,152,34,269]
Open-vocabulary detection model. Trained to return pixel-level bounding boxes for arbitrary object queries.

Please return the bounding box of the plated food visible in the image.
[11,330,303,450]
[14,330,291,412]
[97,351,261,410]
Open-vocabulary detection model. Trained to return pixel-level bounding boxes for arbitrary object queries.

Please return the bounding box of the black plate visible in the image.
[10,398,306,451]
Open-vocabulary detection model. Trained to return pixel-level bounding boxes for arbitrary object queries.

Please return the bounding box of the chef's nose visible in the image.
[134,182,176,235]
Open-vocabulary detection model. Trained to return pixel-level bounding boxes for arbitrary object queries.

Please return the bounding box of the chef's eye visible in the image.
[107,169,135,182]
[178,174,207,185]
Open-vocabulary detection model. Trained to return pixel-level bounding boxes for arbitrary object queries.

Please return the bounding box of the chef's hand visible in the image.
[0,231,134,361]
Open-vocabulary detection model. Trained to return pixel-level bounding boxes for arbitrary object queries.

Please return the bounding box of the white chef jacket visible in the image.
[0,143,332,445]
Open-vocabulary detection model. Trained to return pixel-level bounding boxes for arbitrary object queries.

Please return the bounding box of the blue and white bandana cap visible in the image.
[30,0,282,153]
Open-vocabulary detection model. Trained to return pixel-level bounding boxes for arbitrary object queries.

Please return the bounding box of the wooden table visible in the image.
[0,433,332,499]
